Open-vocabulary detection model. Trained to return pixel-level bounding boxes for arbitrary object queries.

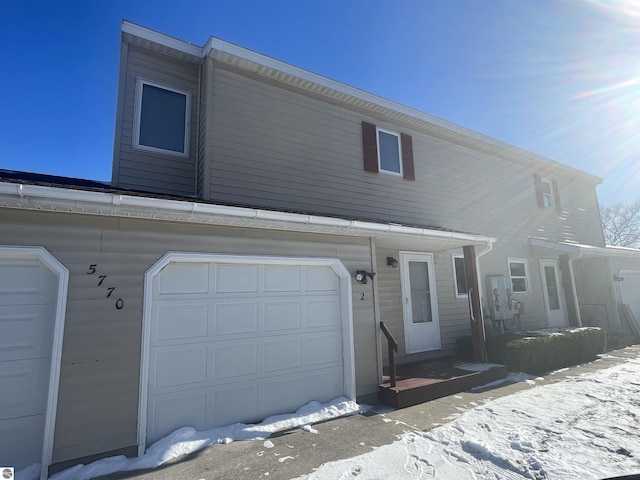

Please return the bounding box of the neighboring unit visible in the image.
[1,21,639,478]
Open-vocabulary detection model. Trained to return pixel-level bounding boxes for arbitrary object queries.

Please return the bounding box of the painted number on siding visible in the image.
[86,264,124,310]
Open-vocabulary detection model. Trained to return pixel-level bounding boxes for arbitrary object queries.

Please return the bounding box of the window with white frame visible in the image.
[540,179,554,208]
[452,254,468,297]
[508,258,530,293]
[376,128,402,175]
[134,79,190,155]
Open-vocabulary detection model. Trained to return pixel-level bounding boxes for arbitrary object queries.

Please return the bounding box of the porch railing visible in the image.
[380,321,398,387]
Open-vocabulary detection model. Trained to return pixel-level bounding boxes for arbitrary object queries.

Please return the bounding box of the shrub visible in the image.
[485,327,606,374]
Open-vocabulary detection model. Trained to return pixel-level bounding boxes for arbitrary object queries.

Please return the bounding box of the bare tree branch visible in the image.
[601,202,640,247]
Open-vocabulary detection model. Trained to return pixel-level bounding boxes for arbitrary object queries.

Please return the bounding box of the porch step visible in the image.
[378,360,508,409]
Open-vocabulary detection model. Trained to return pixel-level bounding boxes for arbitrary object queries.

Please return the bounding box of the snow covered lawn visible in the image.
[297,351,640,479]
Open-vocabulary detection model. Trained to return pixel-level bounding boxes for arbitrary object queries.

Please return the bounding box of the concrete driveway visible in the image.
[95,346,639,480]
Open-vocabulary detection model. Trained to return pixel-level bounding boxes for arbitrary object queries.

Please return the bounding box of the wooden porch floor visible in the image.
[379,358,508,408]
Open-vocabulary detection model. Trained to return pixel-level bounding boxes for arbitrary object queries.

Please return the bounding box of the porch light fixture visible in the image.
[386,256,399,268]
[355,270,375,284]
[613,274,625,282]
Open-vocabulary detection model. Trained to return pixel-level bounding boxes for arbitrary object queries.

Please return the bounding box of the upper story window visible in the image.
[377,128,402,175]
[507,257,530,294]
[134,79,190,156]
[452,254,468,298]
[533,173,561,212]
[361,121,415,180]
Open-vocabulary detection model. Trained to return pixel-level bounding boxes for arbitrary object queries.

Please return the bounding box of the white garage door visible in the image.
[620,270,640,331]
[0,258,58,471]
[145,256,352,445]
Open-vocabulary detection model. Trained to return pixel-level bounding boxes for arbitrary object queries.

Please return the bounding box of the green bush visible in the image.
[485,327,606,374]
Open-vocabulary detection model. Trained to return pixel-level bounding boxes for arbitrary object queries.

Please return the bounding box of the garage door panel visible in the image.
[621,271,640,329]
[264,265,301,292]
[0,414,45,470]
[147,258,348,445]
[213,343,258,379]
[0,261,58,305]
[0,358,49,420]
[153,303,209,343]
[303,369,344,403]
[214,302,259,336]
[263,339,302,372]
[216,265,258,293]
[150,346,208,391]
[307,298,340,328]
[157,263,209,295]
[264,301,302,331]
[212,384,259,427]
[0,304,55,361]
[305,267,339,292]
[263,377,304,418]
[307,333,343,366]
[148,390,208,443]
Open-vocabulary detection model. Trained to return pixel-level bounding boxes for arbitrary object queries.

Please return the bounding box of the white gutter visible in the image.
[0,182,496,246]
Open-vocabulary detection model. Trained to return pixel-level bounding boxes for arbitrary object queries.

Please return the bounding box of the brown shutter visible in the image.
[552,179,562,212]
[400,133,415,181]
[362,121,378,173]
[533,173,544,207]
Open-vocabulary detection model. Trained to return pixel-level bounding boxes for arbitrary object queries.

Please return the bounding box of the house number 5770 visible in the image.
[86,264,124,310]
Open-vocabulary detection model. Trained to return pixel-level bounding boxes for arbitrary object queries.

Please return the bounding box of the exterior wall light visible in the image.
[355,270,375,284]
[386,257,398,268]
[613,274,624,282]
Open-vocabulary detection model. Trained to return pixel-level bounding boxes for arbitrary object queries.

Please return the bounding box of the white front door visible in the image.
[540,259,567,327]
[400,252,440,353]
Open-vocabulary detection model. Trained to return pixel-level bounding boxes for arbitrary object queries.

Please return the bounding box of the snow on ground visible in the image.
[17,351,640,480]
[17,398,361,480]
[297,353,640,479]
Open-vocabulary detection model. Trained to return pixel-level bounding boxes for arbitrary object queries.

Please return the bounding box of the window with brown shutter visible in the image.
[361,121,415,180]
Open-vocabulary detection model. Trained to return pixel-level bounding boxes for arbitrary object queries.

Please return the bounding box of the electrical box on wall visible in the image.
[486,275,511,321]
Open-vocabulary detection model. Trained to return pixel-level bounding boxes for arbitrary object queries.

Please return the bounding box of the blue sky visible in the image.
[1,0,638,207]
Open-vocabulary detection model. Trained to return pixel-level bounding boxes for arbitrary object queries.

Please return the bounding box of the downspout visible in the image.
[476,240,494,350]
[475,240,494,304]
[568,252,584,327]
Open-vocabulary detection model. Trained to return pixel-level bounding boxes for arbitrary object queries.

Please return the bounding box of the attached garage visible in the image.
[139,253,355,449]
[0,247,67,479]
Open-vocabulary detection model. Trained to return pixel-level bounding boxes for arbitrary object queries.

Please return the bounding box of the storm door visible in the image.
[540,259,567,327]
[400,252,441,353]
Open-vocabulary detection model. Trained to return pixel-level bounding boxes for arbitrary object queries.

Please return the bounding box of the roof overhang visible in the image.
[0,182,495,252]
[530,237,640,258]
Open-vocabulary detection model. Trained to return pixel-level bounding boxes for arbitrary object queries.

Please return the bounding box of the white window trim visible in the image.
[376,127,403,176]
[451,253,468,298]
[133,78,191,157]
[507,257,531,294]
[540,177,554,209]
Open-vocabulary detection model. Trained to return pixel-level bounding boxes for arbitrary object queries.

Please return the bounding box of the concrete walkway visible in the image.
[97,345,640,480]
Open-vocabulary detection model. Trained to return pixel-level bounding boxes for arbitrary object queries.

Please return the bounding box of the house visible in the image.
[1,20,639,478]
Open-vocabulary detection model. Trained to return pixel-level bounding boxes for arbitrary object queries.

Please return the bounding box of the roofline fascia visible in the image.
[120,21,601,184]
[0,182,496,246]
[529,237,640,258]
